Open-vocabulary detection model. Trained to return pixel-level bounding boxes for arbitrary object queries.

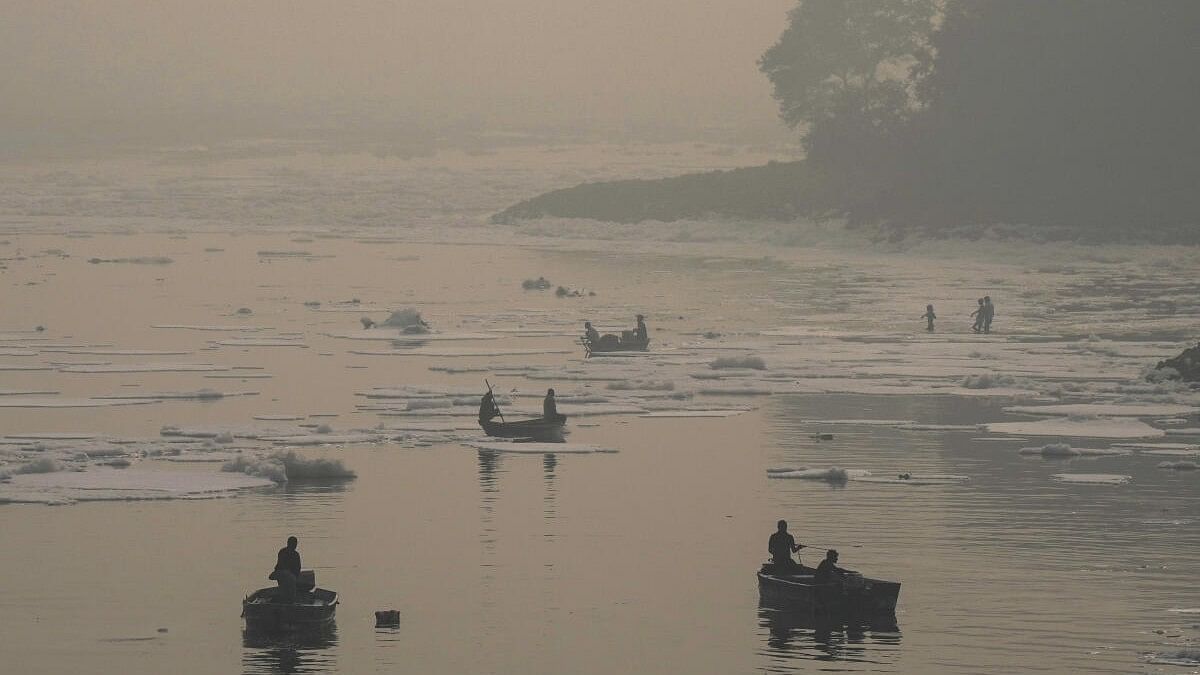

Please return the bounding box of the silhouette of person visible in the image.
[921,304,936,332]
[584,321,600,345]
[634,314,648,342]
[814,549,847,583]
[768,520,803,571]
[982,296,995,333]
[970,298,985,333]
[543,388,560,421]
[479,391,500,421]
[270,536,302,602]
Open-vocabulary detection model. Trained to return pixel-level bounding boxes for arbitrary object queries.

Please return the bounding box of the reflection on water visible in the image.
[242,622,338,674]
[757,601,901,671]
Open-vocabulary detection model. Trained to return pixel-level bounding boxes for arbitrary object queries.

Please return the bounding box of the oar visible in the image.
[484,379,506,424]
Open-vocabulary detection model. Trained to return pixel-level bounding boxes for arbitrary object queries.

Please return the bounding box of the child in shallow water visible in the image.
[921,304,936,332]
[970,298,984,333]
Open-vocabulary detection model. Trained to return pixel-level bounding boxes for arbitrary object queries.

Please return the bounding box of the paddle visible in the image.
[484,379,506,424]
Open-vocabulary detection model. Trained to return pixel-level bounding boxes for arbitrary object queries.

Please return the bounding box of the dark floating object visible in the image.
[811,433,834,441]
[1154,342,1200,382]
[375,610,401,627]
[757,564,900,617]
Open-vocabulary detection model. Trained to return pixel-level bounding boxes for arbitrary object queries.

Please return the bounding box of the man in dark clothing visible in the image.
[768,520,803,571]
[543,388,561,421]
[634,315,648,342]
[815,549,848,583]
[270,536,302,602]
[584,321,601,345]
[479,391,500,422]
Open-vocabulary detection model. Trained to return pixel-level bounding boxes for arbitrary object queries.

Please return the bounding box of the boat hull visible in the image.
[757,566,900,617]
[581,336,649,356]
[479,416,566,440]
[242,587,338,629]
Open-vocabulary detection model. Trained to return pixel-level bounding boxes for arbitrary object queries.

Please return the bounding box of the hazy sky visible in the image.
[1,0,795,149]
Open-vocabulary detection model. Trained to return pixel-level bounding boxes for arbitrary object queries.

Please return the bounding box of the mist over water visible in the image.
[2,1,1199,672]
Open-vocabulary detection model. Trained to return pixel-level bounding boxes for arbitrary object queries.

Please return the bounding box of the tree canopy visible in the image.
[761,0,1200,239]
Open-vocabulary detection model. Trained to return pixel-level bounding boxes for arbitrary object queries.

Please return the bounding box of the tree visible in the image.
[897,0,1200,235]
[758,0,937,140]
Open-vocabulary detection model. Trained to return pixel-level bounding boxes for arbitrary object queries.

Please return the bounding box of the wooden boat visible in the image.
[580,332,649,357]
[242,586,339,628]
[757,563,900,616]
[479,415,566,440]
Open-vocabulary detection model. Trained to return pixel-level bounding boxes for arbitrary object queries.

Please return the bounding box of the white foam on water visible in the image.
[215,339,308,348]
[1157,461,1198,471]
[96,389,257,400]
[799,418,917,427]
[41,348,192,356]
[1112,442,1200,456]
[221,451,356,483]
[261,433,383,446]
[59,363,228,373]
[466,441,616,454]
[855,474,971,485]
[1017,443,1127,457]
[896,423,986,432]
[639,410,749,418]
[0,397,160,408]
[1051,473,1132,485]
[153,325,270,332]
[1004,403,1199,417]
[1144,648,1200,666]
[1165,428,1200,436]
[0,363,53,371]
[766,467,870,482]
[0,467,273,505]
[0,389,60,396]
[3,432,98,440]
[350,347,573,357]
[987,418,1164,439]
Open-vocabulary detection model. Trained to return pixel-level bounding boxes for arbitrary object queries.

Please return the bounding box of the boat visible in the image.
[479,415,566,440]
[580,331,649,357]
[756,563,900,617]
[242,574,338,629]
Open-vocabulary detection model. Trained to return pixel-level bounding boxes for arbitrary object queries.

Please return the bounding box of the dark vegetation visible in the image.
[496,0,1200,242]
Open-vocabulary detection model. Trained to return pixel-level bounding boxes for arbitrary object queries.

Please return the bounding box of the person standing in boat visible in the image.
[815,549,848,583]
[584,321,601,345]
[270,536,302,602]
[543,388,562,422]
[633,314,648,343]
[768,520,804,571]
[479,390,500,422]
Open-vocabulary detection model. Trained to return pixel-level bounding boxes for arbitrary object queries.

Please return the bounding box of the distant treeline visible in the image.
[497,0,1200,242]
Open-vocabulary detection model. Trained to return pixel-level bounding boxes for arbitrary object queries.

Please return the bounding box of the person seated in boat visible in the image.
[584,321,601,345]
[768,520,804,572]
[543,388,563,422]
[269,536,302,602]
[815,549,848,583]
[633,314,648,343]
[479,390,500,422]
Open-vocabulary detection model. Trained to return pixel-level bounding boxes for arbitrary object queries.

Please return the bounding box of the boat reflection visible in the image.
[757,600,900,668]
[242,621,338,674]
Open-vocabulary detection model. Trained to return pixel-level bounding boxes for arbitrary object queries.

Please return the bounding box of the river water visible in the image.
[0,147,1198,674]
